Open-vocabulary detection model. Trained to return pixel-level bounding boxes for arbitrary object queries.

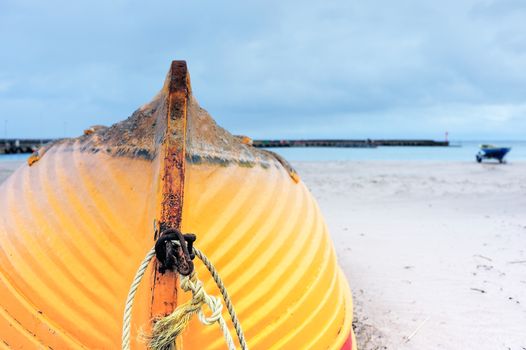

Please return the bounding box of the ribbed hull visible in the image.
[0,145,156,348]
[179,163,354,349]
[0,60,355,349]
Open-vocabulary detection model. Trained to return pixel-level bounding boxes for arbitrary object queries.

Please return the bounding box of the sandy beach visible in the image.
[1,159,525,349]
[295,161,526,350]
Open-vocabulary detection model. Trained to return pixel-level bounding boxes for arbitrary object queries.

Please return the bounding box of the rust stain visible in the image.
[27,142,54,167]
[27,153,40,166]
[160,61,190,229]
[150,61,190,320]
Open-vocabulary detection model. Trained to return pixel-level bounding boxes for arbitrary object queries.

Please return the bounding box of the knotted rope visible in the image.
[148,271,235,350]
[121,244,248,350]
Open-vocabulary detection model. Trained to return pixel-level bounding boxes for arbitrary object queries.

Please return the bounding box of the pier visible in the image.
[1,139,53,154]
[252,139,449,148]
[0,138,450,154]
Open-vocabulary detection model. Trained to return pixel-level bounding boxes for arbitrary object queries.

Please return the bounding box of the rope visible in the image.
[147,271,236,350]
[194,248,248,350]
[148,272,236,350]
[121,243,248,350]
[122,247,156,350]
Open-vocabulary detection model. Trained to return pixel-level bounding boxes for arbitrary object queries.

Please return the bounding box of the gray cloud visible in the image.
[0,0,525,140]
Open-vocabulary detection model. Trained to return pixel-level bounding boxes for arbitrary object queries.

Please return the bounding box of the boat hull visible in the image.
[476,147,511,163]
[0,61,355,349]
[179,162,354,349]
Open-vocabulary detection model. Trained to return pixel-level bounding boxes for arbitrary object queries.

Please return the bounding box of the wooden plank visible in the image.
[150,61,190,319]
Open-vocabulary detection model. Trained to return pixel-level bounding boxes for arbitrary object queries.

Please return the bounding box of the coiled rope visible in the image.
[121,244,248,350]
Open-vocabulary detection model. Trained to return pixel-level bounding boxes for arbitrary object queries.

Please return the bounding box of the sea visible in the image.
[269,141,526,162]
[1,141,525,162]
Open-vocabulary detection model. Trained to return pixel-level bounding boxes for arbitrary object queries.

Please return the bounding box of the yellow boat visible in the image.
[0,61,356,349]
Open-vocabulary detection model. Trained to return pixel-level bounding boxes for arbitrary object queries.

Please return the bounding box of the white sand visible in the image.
[295,161,526,350]
[1,159,525,349]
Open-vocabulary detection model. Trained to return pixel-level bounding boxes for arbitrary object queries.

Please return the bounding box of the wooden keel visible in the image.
[151,61,191,320]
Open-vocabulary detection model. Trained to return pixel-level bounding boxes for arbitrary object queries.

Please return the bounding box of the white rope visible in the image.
[122,247,156,350]
[194,248,248,350]
[121,243,248,350]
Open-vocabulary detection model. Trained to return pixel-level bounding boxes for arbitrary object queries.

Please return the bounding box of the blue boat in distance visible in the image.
[476,144,511,163]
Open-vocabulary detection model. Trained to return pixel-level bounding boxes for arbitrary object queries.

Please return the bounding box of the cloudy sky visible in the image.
[1,0,525,140]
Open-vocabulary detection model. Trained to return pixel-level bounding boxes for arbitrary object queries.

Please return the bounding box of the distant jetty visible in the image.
[1,139,52,154]
[1,137,449,154]
[252,139,449,148]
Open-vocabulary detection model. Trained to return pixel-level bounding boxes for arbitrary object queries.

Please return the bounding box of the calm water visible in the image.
[270,141,526,162]
[1,141,525,162]
[0,154,29,162]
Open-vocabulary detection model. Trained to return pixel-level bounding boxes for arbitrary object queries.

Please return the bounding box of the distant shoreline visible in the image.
[252,138,449,148]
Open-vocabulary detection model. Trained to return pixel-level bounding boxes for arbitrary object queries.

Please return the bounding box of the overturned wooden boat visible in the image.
[0,61,355,349]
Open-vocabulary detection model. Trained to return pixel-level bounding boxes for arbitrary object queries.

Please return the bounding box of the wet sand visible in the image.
[1,159,525,349]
